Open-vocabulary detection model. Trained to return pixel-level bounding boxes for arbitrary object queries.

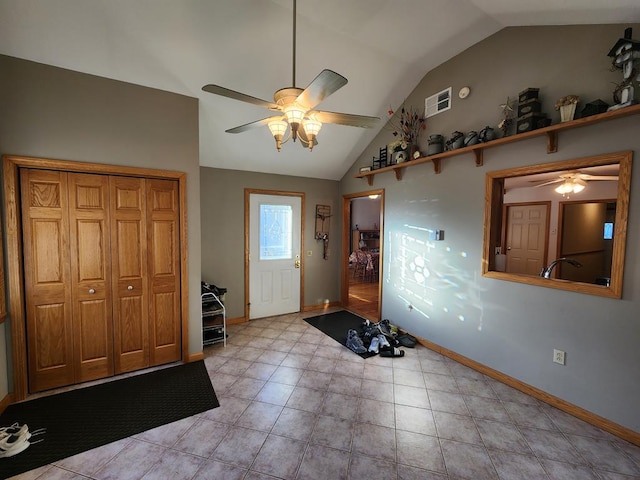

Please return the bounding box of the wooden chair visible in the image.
[353,249,369,280]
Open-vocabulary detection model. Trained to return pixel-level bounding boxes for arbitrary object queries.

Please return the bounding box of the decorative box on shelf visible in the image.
[518,87,540,103]
[517,112,551,133]
[517,98,542,117]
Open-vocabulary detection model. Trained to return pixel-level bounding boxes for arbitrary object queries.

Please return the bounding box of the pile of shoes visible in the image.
[0,422,45,458]
[346,319,406,357]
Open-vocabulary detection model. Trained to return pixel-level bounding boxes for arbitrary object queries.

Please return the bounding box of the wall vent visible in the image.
[425,87,451,118]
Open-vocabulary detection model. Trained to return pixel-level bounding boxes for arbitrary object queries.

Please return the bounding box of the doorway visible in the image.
[341,189,383,321]
[557,199,616,283]
[245,190,304,320]
[504,202,550,276]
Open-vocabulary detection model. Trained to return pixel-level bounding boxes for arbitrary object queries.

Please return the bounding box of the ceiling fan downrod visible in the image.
[292,0,297,88]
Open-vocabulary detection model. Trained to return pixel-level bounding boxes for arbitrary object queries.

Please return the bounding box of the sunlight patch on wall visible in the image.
[386,225,486,332]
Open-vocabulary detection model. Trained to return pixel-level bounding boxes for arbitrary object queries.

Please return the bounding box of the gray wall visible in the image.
[341,24,640,433]
[200,167,340,319]
[0,55,202,398]
[351,197,382,231]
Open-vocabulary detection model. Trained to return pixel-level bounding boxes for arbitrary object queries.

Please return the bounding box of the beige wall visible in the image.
[200,167,341,320]
[0,55,202,398]
[341,24,640,433]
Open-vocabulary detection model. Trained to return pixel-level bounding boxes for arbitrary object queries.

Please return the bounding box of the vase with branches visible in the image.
[386,104,426,156]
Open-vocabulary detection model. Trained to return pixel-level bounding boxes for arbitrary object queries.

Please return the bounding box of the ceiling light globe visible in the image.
[268,118,288,151]
[284,105,305,126]
[302,118,322,136]
[555,182,572,194]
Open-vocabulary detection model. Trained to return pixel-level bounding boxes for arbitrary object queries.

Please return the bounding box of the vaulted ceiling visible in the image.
[1,0,638,179]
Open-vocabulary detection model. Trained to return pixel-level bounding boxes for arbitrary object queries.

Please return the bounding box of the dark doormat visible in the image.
[304,310,376,358]
[0,360,219,479]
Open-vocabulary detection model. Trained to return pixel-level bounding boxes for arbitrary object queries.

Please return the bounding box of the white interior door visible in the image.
[505,203,548,276]
[249,193,301,319]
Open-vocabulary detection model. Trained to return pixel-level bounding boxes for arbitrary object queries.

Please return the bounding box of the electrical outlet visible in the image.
[553,349,566,365]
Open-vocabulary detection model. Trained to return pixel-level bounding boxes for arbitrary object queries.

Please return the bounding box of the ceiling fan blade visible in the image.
[225,116,283,134]
[295,69,347,110]
[309,110,379,128]
[532,178,563,187]
[580,174,619,181]
[202,84,279,110]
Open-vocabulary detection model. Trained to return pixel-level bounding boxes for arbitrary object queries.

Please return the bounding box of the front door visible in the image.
[248,193,302,319]
[505,203,549,276]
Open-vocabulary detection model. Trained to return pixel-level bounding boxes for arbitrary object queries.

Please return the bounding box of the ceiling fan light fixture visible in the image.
[302,118,322,150]
[268,118,288,151]
[201,0,378,153]
[283,104,305,141]
[572,180,586,193]
[555,178,586,194]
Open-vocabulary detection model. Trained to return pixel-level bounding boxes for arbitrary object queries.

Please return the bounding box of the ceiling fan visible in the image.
[533,171,619,194]
[201,0,379,152]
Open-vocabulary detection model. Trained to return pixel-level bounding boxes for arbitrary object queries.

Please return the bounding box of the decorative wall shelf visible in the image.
[355,103,640,186]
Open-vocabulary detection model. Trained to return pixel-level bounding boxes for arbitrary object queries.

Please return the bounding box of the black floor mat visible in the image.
[304,310,376,358]
[0,360,219,479]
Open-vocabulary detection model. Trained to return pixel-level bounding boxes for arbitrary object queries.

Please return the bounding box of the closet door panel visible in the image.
[21,169,74,392]
[110,176,149,373]
[68,173,113,383]
[147,179,181,365]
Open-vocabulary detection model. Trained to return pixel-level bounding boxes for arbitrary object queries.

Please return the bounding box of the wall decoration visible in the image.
[315,204,332,259]
[498,97,515,137]
[372,146,388,169]
[607,27,640,111]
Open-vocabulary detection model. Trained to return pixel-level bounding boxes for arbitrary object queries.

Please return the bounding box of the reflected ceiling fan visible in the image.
[202,0,379,152]
[533,171,619,194]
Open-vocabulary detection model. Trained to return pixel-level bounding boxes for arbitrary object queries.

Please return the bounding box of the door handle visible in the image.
[295,260,300,268]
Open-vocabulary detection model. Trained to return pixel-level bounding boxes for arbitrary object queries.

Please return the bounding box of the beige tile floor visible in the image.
[10,308,640,480]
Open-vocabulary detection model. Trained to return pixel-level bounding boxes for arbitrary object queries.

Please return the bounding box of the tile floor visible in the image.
[10,308,640,480]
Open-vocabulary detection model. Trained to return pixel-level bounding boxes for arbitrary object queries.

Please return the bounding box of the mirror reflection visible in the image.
[483,151,632,298]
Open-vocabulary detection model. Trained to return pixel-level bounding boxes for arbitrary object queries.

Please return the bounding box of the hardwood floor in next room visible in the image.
[347,274,379,322]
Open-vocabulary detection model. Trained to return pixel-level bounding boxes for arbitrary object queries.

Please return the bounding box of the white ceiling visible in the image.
[1,0,639,180]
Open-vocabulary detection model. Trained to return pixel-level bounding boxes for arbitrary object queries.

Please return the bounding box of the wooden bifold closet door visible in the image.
[21,169,180,393]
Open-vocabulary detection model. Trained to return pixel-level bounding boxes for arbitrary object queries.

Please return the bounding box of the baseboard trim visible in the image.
[0,392,15,415]
[416,336,640,447]
[187,352,204,362]
[303,302,340,312]
[227,316,246,325]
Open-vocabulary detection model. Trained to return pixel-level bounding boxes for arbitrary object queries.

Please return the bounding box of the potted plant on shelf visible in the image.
[555,95,580,122]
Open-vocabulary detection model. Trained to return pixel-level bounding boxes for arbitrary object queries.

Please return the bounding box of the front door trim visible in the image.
[2,155,189,401]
